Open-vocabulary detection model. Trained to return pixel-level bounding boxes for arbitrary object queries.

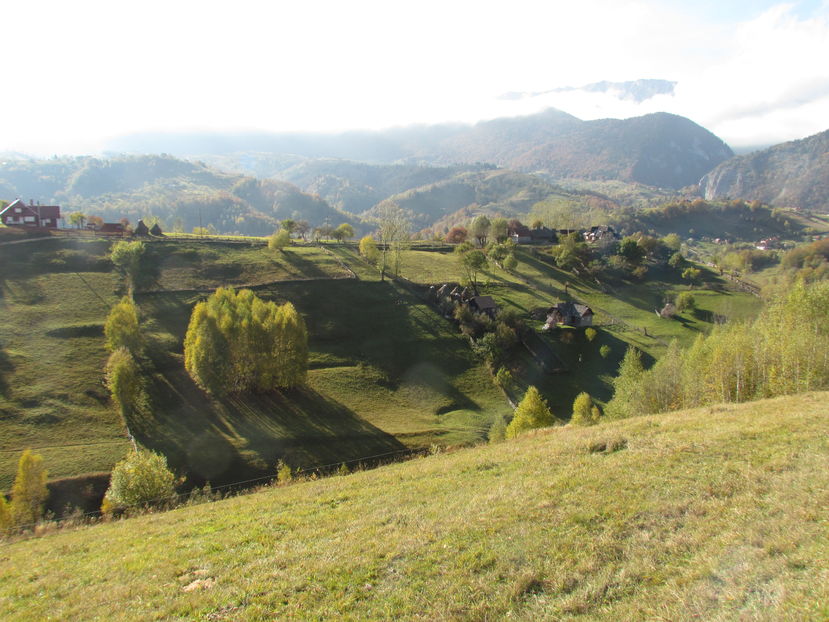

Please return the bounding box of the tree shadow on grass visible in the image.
[132,366,407,488]
[0,343,15,398]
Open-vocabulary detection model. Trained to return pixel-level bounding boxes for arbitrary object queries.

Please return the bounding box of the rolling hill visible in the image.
[0,155,355,235]
[109,109,734,189]
[699,128,829,209]
[1,392,826,620]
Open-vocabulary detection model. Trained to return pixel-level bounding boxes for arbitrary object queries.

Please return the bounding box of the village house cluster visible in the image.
[0,198,163,238]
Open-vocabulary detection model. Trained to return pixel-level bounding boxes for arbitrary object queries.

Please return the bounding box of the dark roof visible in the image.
[552,302,593,317]
[149,223,164,236]
[133,220,150,235]
[99,223,125,233]
[470,295,497,311]
[509,224,532,237]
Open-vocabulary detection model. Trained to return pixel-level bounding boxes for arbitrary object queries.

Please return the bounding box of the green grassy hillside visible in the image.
[1,393,826,620]
[0,238,506,488]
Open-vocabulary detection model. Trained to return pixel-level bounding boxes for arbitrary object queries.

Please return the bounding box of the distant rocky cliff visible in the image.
[700,128,829,209]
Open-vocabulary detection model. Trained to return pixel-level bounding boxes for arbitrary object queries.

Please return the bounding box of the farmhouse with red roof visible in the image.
[0,199,61,228]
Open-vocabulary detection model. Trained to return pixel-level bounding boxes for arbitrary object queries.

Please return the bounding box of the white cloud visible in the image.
[1,0,827,153]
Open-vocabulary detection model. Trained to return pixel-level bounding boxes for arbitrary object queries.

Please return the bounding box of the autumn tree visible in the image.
[102,449,176,511]
[104,297,142,354]
[9,450,48,528]
[359,235,380,264]
[68,211,87,229]
[376,203,411,280]
[269,229,291,251]
[332,223,355,242]
[106,347,147,424]
[490,217,509,243]
[111,240,154,295]
[571,392,601,426]
[457,246,488,291]
[445,226,468,244]
[505,386,560,438]
[184,288,308,394]
[469,215,491,247]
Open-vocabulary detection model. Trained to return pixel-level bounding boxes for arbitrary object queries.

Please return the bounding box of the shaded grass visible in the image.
[1,392,826,620]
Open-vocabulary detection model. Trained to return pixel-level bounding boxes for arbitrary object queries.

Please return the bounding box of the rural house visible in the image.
[469,295,498,317]
[544,302,593,329]
[0,199,61,228]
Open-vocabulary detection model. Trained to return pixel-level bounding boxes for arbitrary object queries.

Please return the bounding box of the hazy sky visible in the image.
[3,0,828,154]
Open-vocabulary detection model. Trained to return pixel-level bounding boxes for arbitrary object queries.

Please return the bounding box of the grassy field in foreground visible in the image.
[1,392,826,620]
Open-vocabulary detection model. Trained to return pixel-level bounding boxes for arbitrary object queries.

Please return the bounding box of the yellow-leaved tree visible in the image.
[184,288,307,394]
[506,386,561,438]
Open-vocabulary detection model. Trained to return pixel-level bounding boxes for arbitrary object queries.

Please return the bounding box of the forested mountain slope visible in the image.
[700,127,829,209]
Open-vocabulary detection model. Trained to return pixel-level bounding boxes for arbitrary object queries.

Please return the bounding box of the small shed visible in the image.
[133,220,150,236]
[469,295,498,318]
[149,223,164,236]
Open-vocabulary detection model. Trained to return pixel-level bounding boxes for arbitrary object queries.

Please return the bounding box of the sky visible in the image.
[2,0,828,155]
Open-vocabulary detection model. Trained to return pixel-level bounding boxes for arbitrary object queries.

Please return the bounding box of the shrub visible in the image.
[9,450,48,528]
[495,367,514,392]
[488,415,508,443]
[103,449,176,510]
[268,229,291,251]
[571,392,601,426]
[585,327,597,342]
[0,495,12,533]
[675,291,696,311]
[503,253,518,271]
[600,344,611,358]
[506,386,561,438]
[275,460,293,485]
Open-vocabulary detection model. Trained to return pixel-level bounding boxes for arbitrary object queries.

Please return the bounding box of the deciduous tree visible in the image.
[104,297,142,353]
[9,450,48,528]
[103,449,175,510]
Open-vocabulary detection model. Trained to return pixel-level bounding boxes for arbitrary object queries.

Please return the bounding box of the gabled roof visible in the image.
[551,302,593,317]
[0,198,60,219]
[470,295,497,311]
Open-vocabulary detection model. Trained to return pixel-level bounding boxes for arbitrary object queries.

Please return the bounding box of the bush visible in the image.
[488,415,508,443]
[0,495,11,533]
[269,229,291,251]
[600,344,611,358]
[506,386,561,438]
[585,327,597,342]
[571,392,601,426]
[675,291,696,311]
[103,449,176,510]
[9,450,48,528]
[275,460,293,485]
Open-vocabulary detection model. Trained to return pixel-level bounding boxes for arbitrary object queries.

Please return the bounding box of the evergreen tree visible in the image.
[10,450,48,528]
[571,392,601,425]
[104,297,142,353]
[506,386,559,438]
[605,346,645,419]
